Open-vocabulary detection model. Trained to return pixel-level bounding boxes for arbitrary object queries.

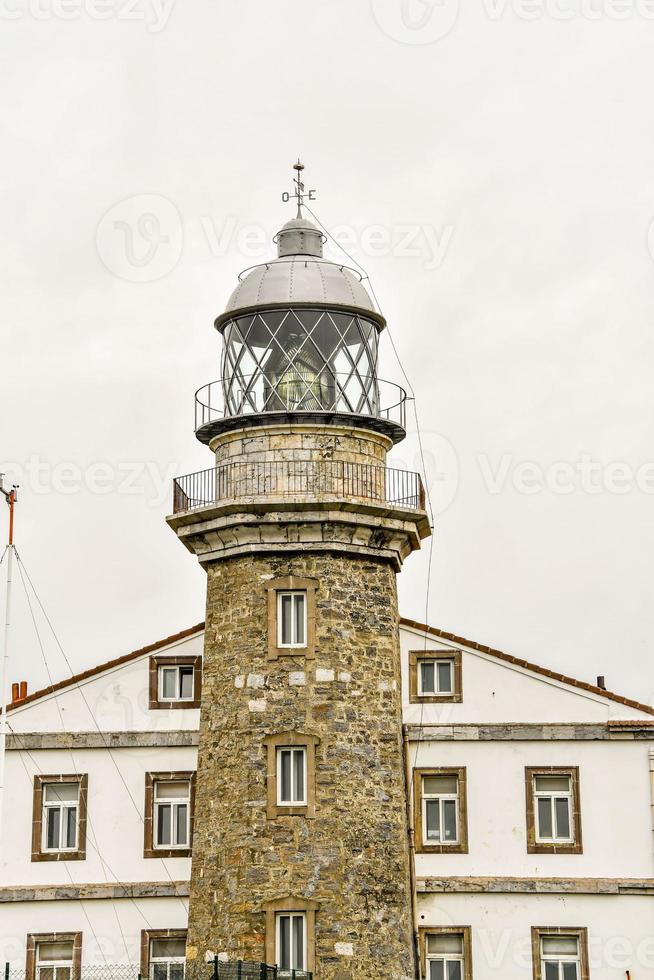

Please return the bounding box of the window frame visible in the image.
[277,591,308,649]
[149,655,202,710]
[275,911,307,974]
[409,650,463,704]
[26,934,82,980]
[276,745,308,807]
[31,775,88,863]
[267,576,317,660]
[420,927,473,980]
[264,897,318,975]
[264,732,319,819]
[525,767,582,855]
[41,782,81,854]
[144,772,196,859]
[414,767,468,854]
[140,930,187,980]
[531,928,589,980]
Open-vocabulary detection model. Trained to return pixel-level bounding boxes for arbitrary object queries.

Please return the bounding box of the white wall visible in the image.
[2,746,197,886]
[399,625,652,724]
[411,738,654,879]
[1,897,189,967]
[417,893,654,979]
[8,633,204,734]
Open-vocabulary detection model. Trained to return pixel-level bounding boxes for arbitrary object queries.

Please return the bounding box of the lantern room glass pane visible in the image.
[221,309,380,419]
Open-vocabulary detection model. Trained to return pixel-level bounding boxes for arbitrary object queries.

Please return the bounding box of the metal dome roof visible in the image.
[215,214,384,330]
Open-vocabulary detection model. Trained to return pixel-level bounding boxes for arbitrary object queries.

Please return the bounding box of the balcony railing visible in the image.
[209,963,312,980]
[172,460,425,516]
[194,374,407,434]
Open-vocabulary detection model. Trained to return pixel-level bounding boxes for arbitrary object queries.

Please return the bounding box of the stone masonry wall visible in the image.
[186,551,416,980]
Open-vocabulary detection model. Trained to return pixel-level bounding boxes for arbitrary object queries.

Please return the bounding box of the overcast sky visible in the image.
[2,0,653,704]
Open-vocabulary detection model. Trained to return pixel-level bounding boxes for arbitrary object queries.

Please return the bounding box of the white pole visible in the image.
[0,541,14,850]
[0,480,17,854]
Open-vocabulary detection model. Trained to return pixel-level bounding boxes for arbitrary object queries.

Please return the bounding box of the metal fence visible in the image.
[172,460,425,516]
[4,970,140,980]
[3,965,311,980]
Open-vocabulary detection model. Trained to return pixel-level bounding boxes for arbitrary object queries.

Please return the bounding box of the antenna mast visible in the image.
[0,474,18,849]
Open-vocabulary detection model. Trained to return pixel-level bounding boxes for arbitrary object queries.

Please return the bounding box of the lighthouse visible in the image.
[168,164,430,979]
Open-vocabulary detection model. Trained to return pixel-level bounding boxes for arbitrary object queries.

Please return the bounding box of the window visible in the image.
[264,898,317,975]
[409,650,462,703]
[423,774,459,845]
[264,733,319,819]
[140,931,187,980]
[419,659,454,696]
[427,933,464,980]
[277,747,307,806]
[532,929,589,980]
[277,592,307,648]
[36,941,74,980]
[267,576,317,660]
[421,929,472,980]
[149,938,186,980]
[149,655,201,709]
[535,776,573,844]
[144,773,195,858]
[276,912,306,975]
[42,783,79,853]
[31,776,87,862]
[154,781,191,849]
[159,665,194,702]
[415,768,468,854]
[526,768,582,854]
[26,934,81,980]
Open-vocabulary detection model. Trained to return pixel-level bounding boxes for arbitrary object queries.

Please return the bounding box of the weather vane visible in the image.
[282,159,316,217]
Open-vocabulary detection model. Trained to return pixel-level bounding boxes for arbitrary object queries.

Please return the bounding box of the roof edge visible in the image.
[399,617,654,717]
[11,617,652,720]
[6,623,205,713]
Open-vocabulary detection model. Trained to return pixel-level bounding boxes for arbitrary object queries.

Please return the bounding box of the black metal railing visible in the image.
[209,963,311,980]
[172,460,425,516]
[194,374,406,432]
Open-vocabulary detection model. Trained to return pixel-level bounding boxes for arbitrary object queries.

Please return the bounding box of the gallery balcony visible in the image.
[171,459,426,518]
[193,374,408,445]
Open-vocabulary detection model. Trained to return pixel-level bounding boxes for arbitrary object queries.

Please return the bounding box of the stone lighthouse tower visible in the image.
[168,164,430,980]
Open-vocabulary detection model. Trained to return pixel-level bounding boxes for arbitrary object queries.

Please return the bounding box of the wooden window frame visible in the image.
[140,929,187,978]
[264,732,319,819]
[525,767,582,855]
[263,897,318,974]
[144,771,196,858]
[409,650,463,703]
[149,655,202,710]
[267,576,317,660]
[419,927,473,980]
[31,775,88,863]
[414,767,468,854]
[531,927,589,980]
[26,932,82,980]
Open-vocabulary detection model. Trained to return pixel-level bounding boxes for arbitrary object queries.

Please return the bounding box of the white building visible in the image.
[2,617,653,979]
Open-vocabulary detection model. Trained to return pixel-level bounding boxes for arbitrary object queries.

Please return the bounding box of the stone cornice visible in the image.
[404,723,654,741]
[417,877,654,896]
[168,502,429,570]
[0,880,190,903]
[7,731,199,750]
